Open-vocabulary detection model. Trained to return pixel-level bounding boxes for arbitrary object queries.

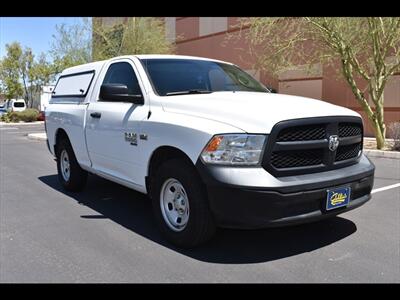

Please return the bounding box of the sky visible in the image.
[0,17,89,60]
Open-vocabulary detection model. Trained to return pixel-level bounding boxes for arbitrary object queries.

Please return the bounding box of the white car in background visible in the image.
[7,99,26,112]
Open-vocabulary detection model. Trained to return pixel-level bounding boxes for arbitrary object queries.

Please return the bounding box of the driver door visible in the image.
[85,59,149,185]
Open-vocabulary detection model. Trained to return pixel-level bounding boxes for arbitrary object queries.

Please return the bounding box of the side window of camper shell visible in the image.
[51,71,95,103]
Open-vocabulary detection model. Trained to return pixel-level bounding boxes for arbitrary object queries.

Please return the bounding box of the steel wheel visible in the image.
[160,178,190,232]
[60,149,70,182]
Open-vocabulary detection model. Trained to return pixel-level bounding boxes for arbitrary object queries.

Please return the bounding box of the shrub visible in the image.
[0,109,39,123]
[388,121,400,151]
[17,109,40,122]
[8,112,20,122]
[0,112,13,123]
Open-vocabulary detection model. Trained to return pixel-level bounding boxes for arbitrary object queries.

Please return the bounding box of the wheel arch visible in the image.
[54,128,70,154]
[146,146,201,196]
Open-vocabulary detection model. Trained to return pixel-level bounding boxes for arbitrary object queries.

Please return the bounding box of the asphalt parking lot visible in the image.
[0,123,399,283]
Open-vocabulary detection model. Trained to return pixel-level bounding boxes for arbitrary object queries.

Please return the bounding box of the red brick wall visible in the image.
[172,17,400,137]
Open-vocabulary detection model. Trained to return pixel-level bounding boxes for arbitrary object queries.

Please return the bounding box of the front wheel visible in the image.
[151,159,216,248]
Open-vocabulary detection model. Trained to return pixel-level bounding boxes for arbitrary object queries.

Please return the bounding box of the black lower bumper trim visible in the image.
[203,173,374,229]
[263,194,370,228]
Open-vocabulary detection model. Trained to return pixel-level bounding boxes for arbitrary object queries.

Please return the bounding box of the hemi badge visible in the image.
[140,134,148,140]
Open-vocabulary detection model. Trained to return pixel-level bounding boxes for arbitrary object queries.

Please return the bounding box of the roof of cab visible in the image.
[134,54,233,65]
[60,54,233,76]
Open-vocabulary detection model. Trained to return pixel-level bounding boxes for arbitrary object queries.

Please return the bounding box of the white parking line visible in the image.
[372,183,400,194]
[0,127,18,130]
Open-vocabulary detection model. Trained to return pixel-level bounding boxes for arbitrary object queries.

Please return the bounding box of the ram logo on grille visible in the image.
[328,135,339,152]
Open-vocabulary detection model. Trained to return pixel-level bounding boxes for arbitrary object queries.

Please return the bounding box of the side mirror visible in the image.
[99,84,144,104]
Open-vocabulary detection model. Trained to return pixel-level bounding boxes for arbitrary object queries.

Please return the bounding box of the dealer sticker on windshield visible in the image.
[326,186,351,210]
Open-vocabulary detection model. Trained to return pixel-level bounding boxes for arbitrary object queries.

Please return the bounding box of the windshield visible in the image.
[140,59,269,96]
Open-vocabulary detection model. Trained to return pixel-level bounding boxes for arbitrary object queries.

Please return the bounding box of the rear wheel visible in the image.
[151,159,216,248]
[56,138,87,192]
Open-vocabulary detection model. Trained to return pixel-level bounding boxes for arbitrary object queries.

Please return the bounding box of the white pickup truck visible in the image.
[45,55,375,247]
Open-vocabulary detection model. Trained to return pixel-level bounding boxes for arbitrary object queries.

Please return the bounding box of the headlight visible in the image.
[200,134,267,165]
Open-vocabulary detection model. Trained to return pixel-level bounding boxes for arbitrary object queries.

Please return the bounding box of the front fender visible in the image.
[135,110,245,188]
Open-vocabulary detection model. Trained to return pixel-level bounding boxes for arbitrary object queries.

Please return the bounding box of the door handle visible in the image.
[90,112,101,119]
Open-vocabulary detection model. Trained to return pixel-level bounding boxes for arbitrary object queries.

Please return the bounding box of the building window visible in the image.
[199,17,227,37]
[279,80,323,100]
[277,64,323,100]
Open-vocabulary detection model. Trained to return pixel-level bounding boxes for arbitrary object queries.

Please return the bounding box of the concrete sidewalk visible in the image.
[0,121,44,126]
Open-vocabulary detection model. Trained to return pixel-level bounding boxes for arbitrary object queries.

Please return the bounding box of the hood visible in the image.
[161,91,360,133]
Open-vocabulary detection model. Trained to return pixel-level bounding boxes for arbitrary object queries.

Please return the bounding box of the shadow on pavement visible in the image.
[39,174,357,264]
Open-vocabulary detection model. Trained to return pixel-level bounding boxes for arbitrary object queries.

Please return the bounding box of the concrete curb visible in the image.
[364,137,395,142]
[364,149,400,159]
[27,133,47,141]
[0,121,44,126]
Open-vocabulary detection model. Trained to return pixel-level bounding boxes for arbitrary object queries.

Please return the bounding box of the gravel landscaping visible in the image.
[363,138,398,152]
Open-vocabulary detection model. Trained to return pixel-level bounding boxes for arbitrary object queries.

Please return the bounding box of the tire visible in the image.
[56,138,87,192]
[150,159,216,248]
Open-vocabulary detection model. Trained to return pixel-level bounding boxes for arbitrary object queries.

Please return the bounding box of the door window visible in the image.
[102,62,142,99]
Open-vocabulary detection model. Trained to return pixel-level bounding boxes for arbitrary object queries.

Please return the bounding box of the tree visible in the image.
[0,42,24,100]
[27,53,56,108]
[92,17,175,61]
[0,42,56,108]
[233,17,400,149]
[19,47,34,106]
[50,18,92,72]
[30,54,55,89]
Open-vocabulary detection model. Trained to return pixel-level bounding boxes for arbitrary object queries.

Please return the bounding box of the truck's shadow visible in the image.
[39,174,357,264]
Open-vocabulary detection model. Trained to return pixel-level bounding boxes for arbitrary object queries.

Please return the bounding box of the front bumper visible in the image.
[196,154,375,229]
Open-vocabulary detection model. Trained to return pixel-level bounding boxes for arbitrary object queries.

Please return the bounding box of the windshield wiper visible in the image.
[165,89,212,96]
